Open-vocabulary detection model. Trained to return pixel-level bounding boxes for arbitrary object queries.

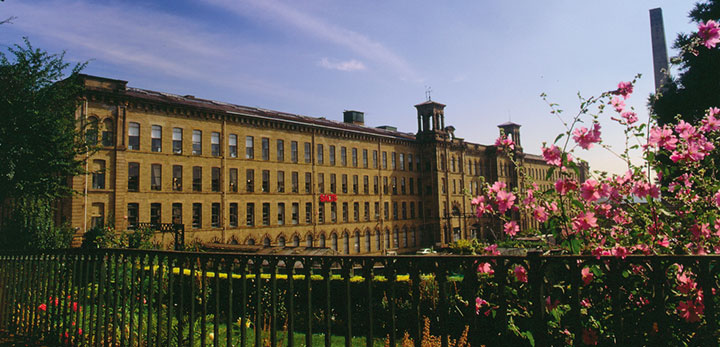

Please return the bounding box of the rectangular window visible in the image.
[291,141,298,163]
[305,202,312,224]
[408,154,413,171]
[442,178,447,194]
[128,122,140,150]
[305,172,312,193]
[193,166,202,192]
[192,203,202,228]
[277,203,285,226]
[352,148,358,167]
[211,203,220,227]
[172,165,183,191]
[353,202,360,221]
[383,176,388,194]
[318,203,325,224]
[147,203,160,224]
[392,177,397,195]
[342,174,348,193]
[89,203,102,228]
[229,168,238,192]
[393,202,398,220]
[172,203,182,224]
[352,175,358,194]
[276,171,285,193]
[192,130,202,155]
[362,149,368,168]
[363,175,369,194]
[342,202,348,222]
[374,202,380,220]
[211,132,220,156]
[151,125,162,152]
[384,202,389,220]
[127,203,139,229]
[245,136,254,159]
[374,176,379,194]
[329,145,336,165]
[409,178,414,195]
[228,134,237,158]
[372,150,378,169]
[151,164,162,191]
[246,169,254,192]
[410,202,416,219]
[262,170,270,193]
[317,144,324,164]
[419,202,424,218]
[277,139,284,161]
[92,160,105,189]
[401,177,406,194]
[229,203,238,227]
[382,151,387,169]
[246,203,254,226]
[392,152,397,169]
[332,202,338,223]
[340,147,347,166]
[304,142,311,163]
[262,137,269,160]
[318,173,324,193]
[364,202,370,221]
[291,203,299,225]
[173,128,183,154]
[399,153,405,170]
[211,167,220,192]
[402,202,407,220]
[291,172,298,193]
[128,162,139,192]
[330,174,336,193]
[262,203,270,226]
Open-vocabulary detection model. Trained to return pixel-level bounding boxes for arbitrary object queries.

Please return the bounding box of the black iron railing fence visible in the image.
[0,249,719,346]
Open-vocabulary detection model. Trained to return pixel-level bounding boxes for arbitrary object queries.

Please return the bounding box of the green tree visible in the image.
[0,39,88,249]
[650,0,720,126]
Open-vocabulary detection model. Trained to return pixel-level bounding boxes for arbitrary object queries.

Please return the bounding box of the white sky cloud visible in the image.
[318,58,366,72]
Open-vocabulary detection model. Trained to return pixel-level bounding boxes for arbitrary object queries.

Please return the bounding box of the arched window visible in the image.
[263,237,271,247]
[306,234,313,247]
[292,235,300,247]
[385,230,391,249]
[403,228,408,248]
[364,230,371,252]
[278,236,286,247]
[331,234,338,251]
[247,238,256,246]
[376,230,381,251]
[393,228,399,248]
[354,231,361,253]
[320,234,326,248]
[343,232,350,254]
[411,228,417,247]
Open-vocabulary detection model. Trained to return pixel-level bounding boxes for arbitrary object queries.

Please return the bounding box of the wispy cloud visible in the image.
[318,58,366,72]
[202,0,420,81]
[1,1,316,102]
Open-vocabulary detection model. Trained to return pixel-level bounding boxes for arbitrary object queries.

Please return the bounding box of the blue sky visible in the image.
[0,0,699,175]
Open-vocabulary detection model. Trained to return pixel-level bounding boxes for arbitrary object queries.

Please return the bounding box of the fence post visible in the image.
[527,250,545,347]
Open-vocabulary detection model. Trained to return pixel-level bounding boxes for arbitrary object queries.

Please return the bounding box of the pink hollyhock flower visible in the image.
[572,212,598,231]
[38,303,47,312]
[677,299,704,323]
[475,199,493,218]
[582,328,598,345]
[658,236,670,248]
[504,221,519,237]
[494,134,515,150]
[701,109,720,132]
[484,244,500,256]
[580,298,592,308]
[612,245,628,259]
[496,190,516,214]
[675,120,697,141]
[691,223,711,240]
[580,179,601,202]
[554,178,577,195]
[581,267,594,285]
[714,190,720,207]
[677,271,697,294]
[614,81,634,99]
[532,205,548,223]
[621,111,638,124]
[698,20,720,49]
[545,296,560,311]
[471,196,482,205]
[610,97,625,112]
[477,262,494,274]
[647,125,678,150]
[490,181,507,194]
[475,297,489,315]
[541,145,562,166]
[572,123,602,149]
[514,265,528,283]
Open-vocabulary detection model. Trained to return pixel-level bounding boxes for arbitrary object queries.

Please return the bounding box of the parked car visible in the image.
[416,248,437,255]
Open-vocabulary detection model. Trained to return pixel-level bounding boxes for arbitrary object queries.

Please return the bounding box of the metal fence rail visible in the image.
[0,249,719,346]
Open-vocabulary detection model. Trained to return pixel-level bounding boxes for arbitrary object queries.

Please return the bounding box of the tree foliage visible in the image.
[651,0,720,126]
[0,39,88,249]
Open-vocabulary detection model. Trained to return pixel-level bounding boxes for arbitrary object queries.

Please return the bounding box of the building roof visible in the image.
[414,100,446,107]
[497,121,521,127]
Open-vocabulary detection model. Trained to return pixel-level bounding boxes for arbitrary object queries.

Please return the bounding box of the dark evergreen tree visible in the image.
[0,39,88,249]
